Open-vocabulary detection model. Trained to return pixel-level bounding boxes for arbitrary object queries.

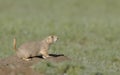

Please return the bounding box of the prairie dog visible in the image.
[13,35,58,61]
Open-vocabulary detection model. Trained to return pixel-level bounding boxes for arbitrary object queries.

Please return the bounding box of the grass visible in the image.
[0,0,120,74]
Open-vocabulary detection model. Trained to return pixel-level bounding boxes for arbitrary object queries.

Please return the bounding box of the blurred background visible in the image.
[0,0,120,75]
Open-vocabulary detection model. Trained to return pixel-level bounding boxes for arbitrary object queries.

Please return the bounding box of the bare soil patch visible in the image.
[0,54,70,75]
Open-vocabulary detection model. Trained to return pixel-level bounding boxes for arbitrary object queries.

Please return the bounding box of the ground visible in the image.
[0,54,69,75]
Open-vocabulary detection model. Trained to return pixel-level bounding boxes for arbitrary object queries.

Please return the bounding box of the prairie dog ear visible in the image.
[48,35,53,39]
[48,35,56,39]
[46,36,53,43]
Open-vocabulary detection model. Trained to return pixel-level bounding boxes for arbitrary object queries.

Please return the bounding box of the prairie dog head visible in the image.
[46,35,58,44]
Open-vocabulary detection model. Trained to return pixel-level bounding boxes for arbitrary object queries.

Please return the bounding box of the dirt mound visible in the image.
[0,54,70,75]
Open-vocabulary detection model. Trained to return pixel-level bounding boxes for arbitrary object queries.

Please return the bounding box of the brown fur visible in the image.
[13,35,58,61]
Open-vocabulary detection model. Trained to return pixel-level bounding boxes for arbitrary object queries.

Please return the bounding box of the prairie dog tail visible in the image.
[13,37,17,51]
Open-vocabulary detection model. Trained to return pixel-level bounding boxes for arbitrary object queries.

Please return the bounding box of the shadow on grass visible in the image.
[34,54,65,59]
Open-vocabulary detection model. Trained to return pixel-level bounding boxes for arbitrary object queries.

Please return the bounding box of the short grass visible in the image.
[0,0,120,75]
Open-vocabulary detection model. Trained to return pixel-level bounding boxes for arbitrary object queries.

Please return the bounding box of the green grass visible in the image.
[0,0,120,74]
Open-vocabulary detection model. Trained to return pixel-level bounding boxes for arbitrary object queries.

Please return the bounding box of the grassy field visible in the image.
[0,0,120,75]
